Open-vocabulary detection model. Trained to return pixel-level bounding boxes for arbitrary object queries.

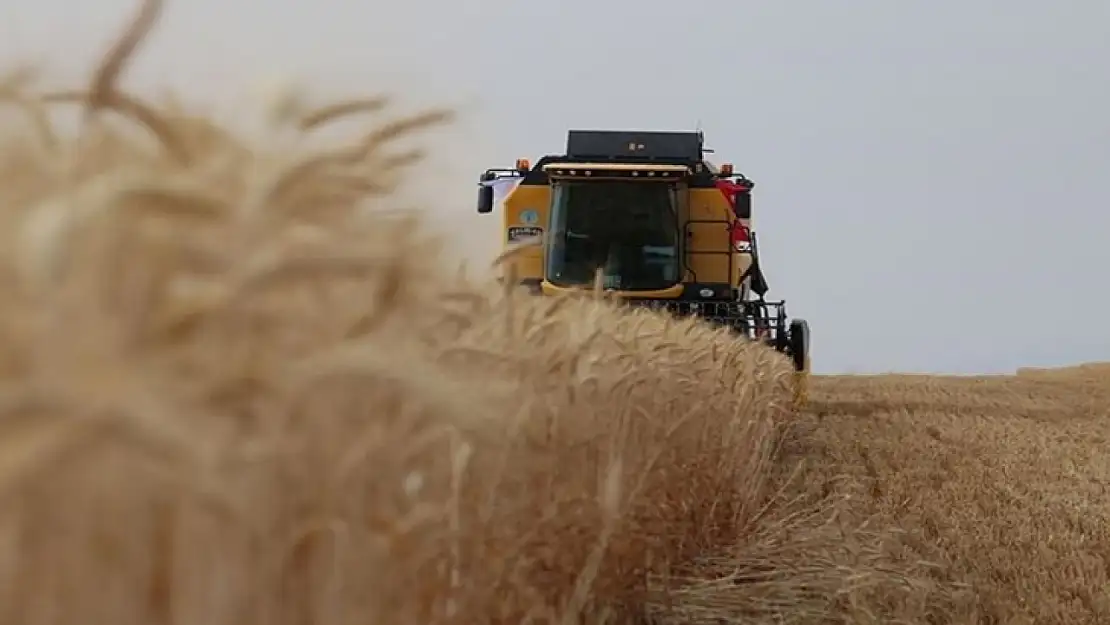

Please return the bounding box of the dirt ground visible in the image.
[772,368,1110,624]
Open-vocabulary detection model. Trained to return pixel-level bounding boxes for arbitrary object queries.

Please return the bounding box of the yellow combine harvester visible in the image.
[476,129,810,403]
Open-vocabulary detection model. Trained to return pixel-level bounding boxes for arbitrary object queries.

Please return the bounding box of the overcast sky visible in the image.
[4,0,1108,374]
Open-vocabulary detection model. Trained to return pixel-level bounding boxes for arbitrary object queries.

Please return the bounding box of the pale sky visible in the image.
[3,0,1108,374]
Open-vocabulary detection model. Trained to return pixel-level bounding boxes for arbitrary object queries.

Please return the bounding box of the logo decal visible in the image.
[519,209,539,225]
[508,226,543,243]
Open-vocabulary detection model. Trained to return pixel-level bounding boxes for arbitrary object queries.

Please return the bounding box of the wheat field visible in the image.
[657,369,1110,624]
[1,1,1108,624]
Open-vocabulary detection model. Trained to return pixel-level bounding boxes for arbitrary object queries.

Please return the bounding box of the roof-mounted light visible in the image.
[542,162,690,181]
[515,158,531,171]
[719,162,734,176]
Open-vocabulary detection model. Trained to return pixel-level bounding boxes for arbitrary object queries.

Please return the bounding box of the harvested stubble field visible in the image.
[3,1,1110,624]
[727,368,1110,625]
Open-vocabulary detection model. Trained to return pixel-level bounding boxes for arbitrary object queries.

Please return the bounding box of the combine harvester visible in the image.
[475,129,810,404]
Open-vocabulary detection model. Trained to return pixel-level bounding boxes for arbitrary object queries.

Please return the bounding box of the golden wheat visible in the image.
[0,1,799,624]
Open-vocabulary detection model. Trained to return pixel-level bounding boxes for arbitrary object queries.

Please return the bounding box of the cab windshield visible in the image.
[546,181,681,291]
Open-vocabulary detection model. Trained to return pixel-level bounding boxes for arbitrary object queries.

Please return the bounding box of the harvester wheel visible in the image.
[788,319,809,373]
[788,319,810,409]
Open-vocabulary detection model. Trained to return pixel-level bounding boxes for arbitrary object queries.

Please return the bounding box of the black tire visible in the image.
[788,319,810,372]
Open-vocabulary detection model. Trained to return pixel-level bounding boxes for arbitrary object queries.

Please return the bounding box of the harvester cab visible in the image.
[475,129,810,389]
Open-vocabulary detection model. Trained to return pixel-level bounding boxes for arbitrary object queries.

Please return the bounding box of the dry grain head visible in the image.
[0,1,801,624]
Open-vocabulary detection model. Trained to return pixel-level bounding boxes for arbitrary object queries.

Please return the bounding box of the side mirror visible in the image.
[477,183,494,214]
[733,189,752,219]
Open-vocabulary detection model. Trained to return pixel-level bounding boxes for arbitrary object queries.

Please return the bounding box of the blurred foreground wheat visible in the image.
[0,1,799,624]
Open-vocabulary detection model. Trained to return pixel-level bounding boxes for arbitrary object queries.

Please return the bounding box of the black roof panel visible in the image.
[566,130,703,163]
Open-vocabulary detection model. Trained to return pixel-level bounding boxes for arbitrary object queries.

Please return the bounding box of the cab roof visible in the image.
[566,130,703,165]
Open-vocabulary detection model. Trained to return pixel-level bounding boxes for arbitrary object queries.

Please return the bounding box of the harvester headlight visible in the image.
[698,288,714,298]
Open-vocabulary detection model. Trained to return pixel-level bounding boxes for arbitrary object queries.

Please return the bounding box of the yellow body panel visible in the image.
[541,282,685,298]
[686,187,753,289]
[501,183,550,281]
